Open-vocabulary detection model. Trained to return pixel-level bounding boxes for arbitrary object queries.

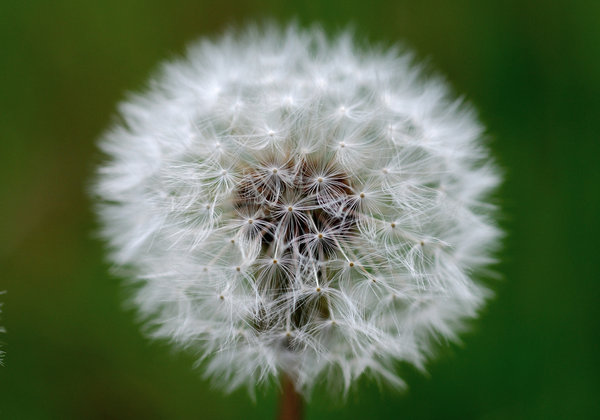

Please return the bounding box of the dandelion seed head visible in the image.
[94,24,501,397]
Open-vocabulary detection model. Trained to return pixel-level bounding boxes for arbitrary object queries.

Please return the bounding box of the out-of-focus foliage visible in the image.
[0,1,598,419]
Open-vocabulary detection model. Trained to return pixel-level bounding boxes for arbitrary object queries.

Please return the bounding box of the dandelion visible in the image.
[93,23,501,407]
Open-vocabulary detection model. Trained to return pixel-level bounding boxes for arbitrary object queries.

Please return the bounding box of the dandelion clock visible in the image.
[93,24,501,418]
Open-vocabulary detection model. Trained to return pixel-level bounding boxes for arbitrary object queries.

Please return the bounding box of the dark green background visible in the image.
[1,0,598,418]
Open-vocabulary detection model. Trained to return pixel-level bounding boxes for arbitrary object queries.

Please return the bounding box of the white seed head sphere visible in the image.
[94,25,501,396]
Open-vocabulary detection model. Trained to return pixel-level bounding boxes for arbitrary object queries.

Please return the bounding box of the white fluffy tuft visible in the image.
[0,291,5,366]
[93,24,501,397]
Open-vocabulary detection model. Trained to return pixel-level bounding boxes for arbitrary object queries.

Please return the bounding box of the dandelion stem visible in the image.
[278,374,303,420]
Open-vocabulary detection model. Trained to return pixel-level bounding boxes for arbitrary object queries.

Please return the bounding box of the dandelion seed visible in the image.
[0,291,5,366]
[93,24,501,398]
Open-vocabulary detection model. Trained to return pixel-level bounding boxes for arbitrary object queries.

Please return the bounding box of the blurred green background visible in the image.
[1,0,599,418]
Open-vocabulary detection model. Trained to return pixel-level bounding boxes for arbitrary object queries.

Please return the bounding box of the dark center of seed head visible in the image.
[231,158,360,332]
